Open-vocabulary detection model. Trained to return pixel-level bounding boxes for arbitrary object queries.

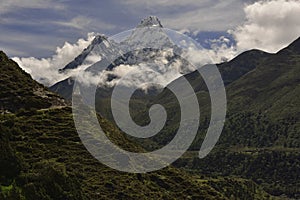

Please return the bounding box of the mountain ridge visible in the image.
[0,51,66,113]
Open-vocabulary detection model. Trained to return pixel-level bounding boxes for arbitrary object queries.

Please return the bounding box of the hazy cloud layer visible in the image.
[0,0,64,14]
[120,0,248,31]
[54,16,117,31]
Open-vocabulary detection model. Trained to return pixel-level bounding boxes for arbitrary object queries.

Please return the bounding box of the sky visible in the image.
[1,0,300,85]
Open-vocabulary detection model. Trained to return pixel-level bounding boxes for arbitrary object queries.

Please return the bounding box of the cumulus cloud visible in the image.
[232,0,300,53]
[176,33,238,66]
[12,33,97,86]
[182,43,237,68]
[186,0,300,62]
[76,41,237,90]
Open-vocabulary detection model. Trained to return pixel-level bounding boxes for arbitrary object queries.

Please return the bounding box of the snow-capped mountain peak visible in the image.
[59,34,119,72]
[53,16,194,93]
[91,35,108,46]
[137,16,163,28]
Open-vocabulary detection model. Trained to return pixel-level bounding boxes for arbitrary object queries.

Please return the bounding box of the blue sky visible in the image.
[3,0,300,86]
[1,0,300,59]
[0,0,253,57]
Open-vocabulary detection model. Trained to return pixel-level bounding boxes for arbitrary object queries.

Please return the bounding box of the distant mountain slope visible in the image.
[0,51,66,113]
[168,37,300,198]
[49,77,74,100]
[160,36,300,126]
[170,49,272,97]
[218,49,272,85]
[277,36,300,55]
[227,37,300,119]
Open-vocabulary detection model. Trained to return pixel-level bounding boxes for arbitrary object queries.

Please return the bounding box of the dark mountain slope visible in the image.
[277,36,300,55]
[0,51,66,113]
[49,77,74,100]
[157,36,300,142]
[178,49,272,96]
[218,49,272,85]
[227,38,300,120]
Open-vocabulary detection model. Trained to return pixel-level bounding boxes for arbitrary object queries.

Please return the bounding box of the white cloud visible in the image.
[12,33,97,86]
[182,43,238,68]
[232,0,300,53]
[187,0,300,61]
[76,44,237,90]
[75,48,193,89]
[77,61,184,90]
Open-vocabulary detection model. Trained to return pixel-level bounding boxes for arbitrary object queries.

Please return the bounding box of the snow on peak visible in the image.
[91,35,107,46]
[137,16,163,28]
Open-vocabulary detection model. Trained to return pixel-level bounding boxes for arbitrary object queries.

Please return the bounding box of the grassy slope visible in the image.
[0,107,272,200]
[0,51,66,113]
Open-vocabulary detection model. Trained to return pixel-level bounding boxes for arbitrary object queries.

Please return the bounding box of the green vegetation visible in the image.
[0,107,272,200]
[0,51,66,113]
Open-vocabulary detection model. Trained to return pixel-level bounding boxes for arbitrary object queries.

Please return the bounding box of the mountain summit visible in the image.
[137,16,163,28]
[60,16,165,73]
